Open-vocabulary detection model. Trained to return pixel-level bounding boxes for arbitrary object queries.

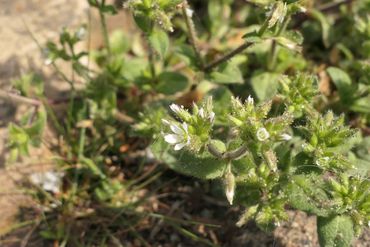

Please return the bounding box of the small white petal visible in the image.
[164,134,181,144]
[198,108,205,118]
[170,124,183,135]
[182,122,188,133]
[209,112,215,123]
[280,134,292,141]
[174,142,186,151]
[247,95,254,105]
[162,119,171,125]
[170,104,181,113]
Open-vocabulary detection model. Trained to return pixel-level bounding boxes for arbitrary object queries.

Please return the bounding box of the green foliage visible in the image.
[148,28,169,59]
[7,106,47,163]
[5,0,370,246]
[317,215,354,247]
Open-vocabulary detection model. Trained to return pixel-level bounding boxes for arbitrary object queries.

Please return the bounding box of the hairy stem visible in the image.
[99,0,111,54]
[146,34,156,78]
[204,42,252,72]
[267,17,290,71]
[207,143,224,159]
[207,142,249,161]
[225,144,249,160]
[204,19,269,72]
[181,1,204,70]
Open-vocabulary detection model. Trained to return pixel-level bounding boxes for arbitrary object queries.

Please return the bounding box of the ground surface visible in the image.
[0,1,369,246]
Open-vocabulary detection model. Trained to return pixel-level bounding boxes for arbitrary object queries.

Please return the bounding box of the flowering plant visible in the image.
[153,74,369,246]
[4,0,369,246]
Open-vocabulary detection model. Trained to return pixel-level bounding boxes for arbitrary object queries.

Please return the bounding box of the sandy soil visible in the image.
[0,0,88,236]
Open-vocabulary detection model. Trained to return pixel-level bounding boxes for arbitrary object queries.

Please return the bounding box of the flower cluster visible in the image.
[162,97,215,152]
[229,96,293,144]
[124,0,184,32]
[162,120,190,151]
[300,111,356,170]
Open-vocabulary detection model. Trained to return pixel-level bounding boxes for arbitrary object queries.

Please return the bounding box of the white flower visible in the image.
[279,133,292,141]
[198,107,215,123]
[247,95,254,105]
[30,171,64,194]
[256,127,270,141]
[170,103,183,115]
[162,120,191,151]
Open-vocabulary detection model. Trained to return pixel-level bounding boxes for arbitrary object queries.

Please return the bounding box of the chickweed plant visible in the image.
[3,0,369,246]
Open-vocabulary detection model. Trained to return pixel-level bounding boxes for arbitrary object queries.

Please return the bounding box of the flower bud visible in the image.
[278,133,292,141]
[264,150,278,172]
[267,1,287,28]
[257,127,270,142]
[225,169,235,205]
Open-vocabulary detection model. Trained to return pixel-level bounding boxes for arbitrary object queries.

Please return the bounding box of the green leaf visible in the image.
[151,138,227,179]
[109,30,131,54]
[326,67,355,104]
[251,72,280,101]
[122,58,148,81]
[134,14,153,33]
[81,157,106,179]
[287,174,331,217]
[350,96,370,113]
[274,36,302,53]
[25,106,47,146]
[175,44,197,67]
[242,31,263,43]
[101,5,117,15]
[310,9,330,48]
[283,30,304,45]
[317,215,354,247]
[148,29,169,59]
[208,86,233,125]
[156,72,189,95]
[210,62,244,84]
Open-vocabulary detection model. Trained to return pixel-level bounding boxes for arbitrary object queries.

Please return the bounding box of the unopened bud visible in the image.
[225,169,235,205]
[278,133,292,141]
[264,150,278,172]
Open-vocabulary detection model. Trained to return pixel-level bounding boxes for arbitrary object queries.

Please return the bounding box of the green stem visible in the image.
[226,144,249,160]
[99,0,111,54]
[146,34,156,79]
[267,17,290,71]
[181,1,204,70]
[207,142,249,161]
[204,18,270,72]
